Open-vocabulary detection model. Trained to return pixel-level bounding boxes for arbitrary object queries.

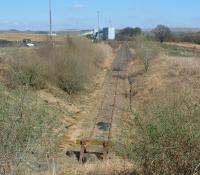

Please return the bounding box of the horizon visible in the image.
[1,27,200,32]
[0,0,200,31]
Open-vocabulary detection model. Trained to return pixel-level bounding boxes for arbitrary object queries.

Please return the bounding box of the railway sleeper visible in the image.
[66,140,111,163]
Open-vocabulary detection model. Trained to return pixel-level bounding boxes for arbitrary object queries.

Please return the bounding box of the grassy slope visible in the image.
[0,38,102,174]
[117,42,200,174]
[0,41,134,175]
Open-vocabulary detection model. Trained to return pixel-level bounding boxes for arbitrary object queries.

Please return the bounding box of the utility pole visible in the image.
[97,11,100,40]
[49,0,52,35]
[49,0,54,47]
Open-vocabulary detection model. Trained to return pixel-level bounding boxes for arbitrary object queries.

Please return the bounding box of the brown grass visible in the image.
[3,37,103,94]
[120,42,200,175]
[61,157,135,175]
[97,42,115,70]
[0,32,64,41]
[168,57,200,77]
[167,41,200,50]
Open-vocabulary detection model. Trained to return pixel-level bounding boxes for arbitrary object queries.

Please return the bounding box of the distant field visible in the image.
[166,42,200,50]
[0,32,64,41]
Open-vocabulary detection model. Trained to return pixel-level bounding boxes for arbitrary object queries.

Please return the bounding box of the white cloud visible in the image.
[73,3,84,9]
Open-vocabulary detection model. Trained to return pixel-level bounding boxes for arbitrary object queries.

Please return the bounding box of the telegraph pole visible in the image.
[49,0,52,35]
[97,11,100,40]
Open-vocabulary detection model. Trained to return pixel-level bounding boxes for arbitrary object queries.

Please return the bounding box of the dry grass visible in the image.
[97,42,116,70]
[167,42,200,50]
[2,37,103,94]
[107,40,121,50]
[61,157,135,175]
[133,38,160,72]
[168,57,200,77]
[119,40,200,175]
[4,48,47,89]
[0,32,64,41]
[0,84,65,175]
[0,37,106,175]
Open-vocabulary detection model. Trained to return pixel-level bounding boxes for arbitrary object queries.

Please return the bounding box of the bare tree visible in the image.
[134,37,159,72]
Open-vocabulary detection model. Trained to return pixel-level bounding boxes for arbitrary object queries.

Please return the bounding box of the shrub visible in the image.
[115,92,200,175]
[49,37,102,94]
[153,25,172,43]
[153,25,171,43]
[4,37,103,94]
[134,37,159,72]
[52,46,95,94]
[118,27,142,37]
[0,85,62,174]
[170,32,200,44]
[5,49,47,89]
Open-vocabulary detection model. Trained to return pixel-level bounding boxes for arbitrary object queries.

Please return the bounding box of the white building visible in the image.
[102,27,115,40]
[81,27,116,41]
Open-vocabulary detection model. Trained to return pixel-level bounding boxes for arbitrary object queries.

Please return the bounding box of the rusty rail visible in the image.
[77,71,120,162]
[108,72,119,142]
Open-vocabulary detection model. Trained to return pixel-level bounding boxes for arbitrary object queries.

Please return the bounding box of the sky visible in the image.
[0,0,200,31]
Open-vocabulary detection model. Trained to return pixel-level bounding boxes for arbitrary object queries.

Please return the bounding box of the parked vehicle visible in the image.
[22,39,35,47]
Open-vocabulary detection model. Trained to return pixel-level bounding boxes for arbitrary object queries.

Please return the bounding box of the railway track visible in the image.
[66,43,132,162]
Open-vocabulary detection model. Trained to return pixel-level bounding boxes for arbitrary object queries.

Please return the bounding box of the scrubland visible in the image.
[115,38,200,175]
[0,35,200,175]
[0,37,105,175]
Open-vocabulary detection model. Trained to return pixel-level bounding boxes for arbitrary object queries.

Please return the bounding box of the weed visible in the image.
[0,84,63,174]
[4,37,103,94]
[161,44,200,57]
[133,37,159,72]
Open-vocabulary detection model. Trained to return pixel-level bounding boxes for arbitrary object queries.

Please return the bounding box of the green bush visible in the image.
[171,32,200,44]
[153,25,172,43]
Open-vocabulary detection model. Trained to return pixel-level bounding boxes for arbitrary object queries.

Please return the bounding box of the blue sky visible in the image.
[0,0,200,30]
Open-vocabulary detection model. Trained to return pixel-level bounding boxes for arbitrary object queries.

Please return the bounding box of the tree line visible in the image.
[117,25,200,44]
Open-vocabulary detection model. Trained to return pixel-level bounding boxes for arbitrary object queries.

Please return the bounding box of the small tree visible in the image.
[139,46,152,72]
[120,27,142,37]
[120,27,134,37]
[132,27,142,36]
[134,37,159,72]
[153,25,171,43]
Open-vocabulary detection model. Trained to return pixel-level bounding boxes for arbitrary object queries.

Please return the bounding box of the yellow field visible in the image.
[0,32,64,41]
[167,41,200,50]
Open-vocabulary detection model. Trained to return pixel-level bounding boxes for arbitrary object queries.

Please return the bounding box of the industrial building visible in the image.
[94,27,115,41]
[81,27,116,41]
[102,27,115,40]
